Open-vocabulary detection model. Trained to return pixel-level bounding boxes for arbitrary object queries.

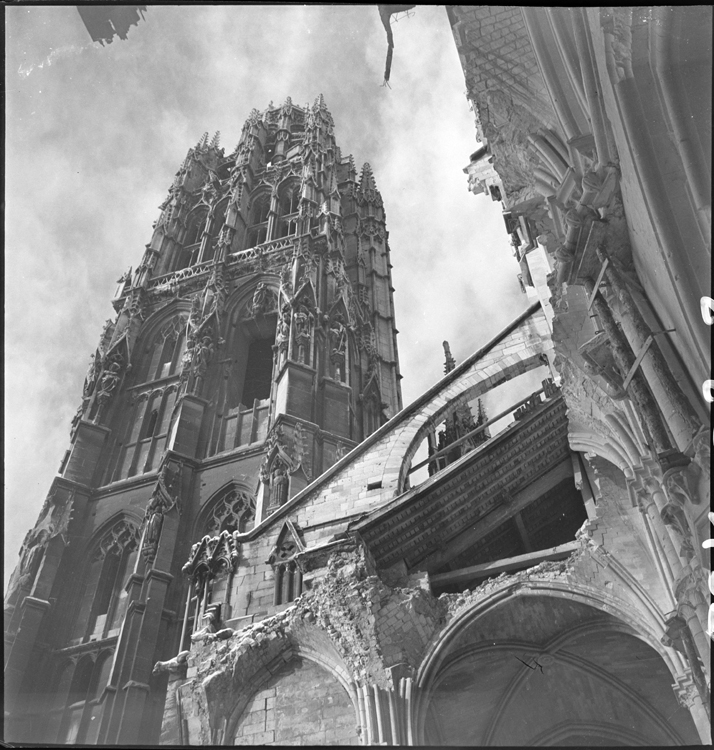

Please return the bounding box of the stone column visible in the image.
[355,677,416,746]
[672,674,712,745]
[585,278,673,453]
[635,488,677,607]
[596,247,701,448]
[96,571,145,744]
[645,476,711,677]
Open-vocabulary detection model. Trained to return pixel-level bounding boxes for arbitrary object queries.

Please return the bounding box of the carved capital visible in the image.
[672,672,701,710]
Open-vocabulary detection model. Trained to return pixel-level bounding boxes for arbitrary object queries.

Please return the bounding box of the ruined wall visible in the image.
[162,527,708,744]
[233,658,357,745]
[449,5,557,202]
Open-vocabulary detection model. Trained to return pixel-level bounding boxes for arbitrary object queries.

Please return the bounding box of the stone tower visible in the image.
[3,96,401,746]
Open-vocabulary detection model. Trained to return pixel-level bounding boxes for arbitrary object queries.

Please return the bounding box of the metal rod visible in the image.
[408,386,548,475]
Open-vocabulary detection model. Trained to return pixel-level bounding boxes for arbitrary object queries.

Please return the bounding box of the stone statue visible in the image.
[191,335,214,393]
[83,354,100,397]
[329,317,347,380]
[271,461,290,508]
[293,305,313,364]
[251,282,270,317]
[94,356,123,422]
[142,466,179,564]
[276,308,291,366]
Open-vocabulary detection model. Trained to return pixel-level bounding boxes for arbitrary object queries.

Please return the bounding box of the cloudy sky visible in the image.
[5,6,538,587]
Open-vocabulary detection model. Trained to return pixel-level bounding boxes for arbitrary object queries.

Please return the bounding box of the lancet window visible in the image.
[70,519,140,644]
[269,526,303,606]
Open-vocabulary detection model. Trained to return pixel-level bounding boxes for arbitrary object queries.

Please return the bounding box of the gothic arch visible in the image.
[130,304,191,376]
[223,275,280,332]
[66,514,142,645]
[414,578,694,746]
[86,512,143,559]
[182,203,208,246]
[221,633,359,746]
[194,482,256,539]
[205,278,280,457]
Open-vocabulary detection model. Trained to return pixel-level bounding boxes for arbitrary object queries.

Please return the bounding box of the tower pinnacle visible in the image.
[443,340,456,374]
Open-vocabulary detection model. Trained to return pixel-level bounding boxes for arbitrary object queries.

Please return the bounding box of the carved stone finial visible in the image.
[443,341,456,374]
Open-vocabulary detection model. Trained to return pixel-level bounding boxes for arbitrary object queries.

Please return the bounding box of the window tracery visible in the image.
[203,487,256,536]
[71,520,140,645]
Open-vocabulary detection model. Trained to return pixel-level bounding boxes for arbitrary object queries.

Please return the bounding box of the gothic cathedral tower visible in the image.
[4,96,402,745]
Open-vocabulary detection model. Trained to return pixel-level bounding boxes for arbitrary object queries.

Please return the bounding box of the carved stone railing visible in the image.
[148,260,214,290]
[227,236,295,265]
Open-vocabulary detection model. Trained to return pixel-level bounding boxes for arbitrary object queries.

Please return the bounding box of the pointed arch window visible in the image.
[208,300,276,456]
[201,197,228,264]
[203,486,256,536]
[71,520,140,644]
[176,206,208,270]
[141,316,187,383]
[108,316,185,482]
[246,193,271,249]
[276,183,300,239]
[114,386,177,480]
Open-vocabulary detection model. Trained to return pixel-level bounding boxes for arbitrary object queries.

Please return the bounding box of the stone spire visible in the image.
[358,162,378,194]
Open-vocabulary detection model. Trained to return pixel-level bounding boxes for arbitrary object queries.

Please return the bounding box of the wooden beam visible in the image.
[586,256,608,310]
[430,541,580,587]
[622,335,652,391]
